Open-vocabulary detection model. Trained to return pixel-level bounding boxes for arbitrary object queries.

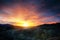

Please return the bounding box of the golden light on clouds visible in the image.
[0,5,42,29]
[0,4,58,29]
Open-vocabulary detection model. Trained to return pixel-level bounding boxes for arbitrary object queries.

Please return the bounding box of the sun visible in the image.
[13,21,35,29]
[22,22,29,27]
[19,22,30,28]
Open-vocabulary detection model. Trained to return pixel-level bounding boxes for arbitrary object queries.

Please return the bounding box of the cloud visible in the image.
[0,0,60,26]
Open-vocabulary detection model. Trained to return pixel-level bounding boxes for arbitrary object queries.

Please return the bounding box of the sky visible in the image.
[0,0,60,26]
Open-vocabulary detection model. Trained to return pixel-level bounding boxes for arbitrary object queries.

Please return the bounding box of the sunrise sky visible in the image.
[0,0,60,27]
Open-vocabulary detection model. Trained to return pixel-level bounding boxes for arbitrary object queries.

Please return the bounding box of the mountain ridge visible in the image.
[0,23,60,40]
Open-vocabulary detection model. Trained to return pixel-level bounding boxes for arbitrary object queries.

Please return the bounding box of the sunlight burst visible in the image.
[12,21,36,28]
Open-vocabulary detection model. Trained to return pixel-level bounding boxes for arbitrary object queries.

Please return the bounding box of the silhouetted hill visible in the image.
[0,23,60,40]
[0,24,14,31]
[39,23,60,29]
[39,23,60,37]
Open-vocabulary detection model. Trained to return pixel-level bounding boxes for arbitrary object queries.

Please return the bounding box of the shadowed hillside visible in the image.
[0,23,60,40]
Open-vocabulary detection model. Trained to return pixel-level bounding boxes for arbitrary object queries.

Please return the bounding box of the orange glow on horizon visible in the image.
[4,5,42,28]
[12,20,40,28]
[0,4,58,29]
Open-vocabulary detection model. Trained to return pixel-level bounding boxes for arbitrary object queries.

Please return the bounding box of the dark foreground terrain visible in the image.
[0,23,60,40]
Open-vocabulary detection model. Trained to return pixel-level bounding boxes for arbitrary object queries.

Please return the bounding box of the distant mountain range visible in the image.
[0,23,60,40]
